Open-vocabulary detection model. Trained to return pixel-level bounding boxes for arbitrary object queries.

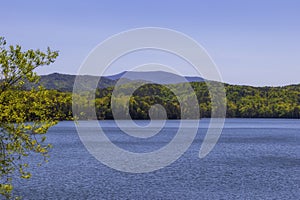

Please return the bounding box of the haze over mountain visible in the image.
[106,71,204,83]
[33,71,204,92]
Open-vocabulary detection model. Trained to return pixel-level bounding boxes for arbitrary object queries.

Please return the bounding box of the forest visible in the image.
[15,81,300,120]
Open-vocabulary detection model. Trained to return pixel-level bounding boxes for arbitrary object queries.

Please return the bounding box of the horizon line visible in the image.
[37,71,300,88]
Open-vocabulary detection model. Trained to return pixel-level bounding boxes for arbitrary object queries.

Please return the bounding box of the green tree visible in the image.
[0,37,60,199]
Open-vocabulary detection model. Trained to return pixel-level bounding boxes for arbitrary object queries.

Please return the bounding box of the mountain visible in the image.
[31,71,204,92]
[29,73,116,92]
[106,71,204,84]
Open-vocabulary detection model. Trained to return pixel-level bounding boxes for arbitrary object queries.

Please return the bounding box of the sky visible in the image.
[1,0,300,86]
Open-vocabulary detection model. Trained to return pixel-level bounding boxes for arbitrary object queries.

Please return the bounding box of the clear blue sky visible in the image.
[1,0,299,86]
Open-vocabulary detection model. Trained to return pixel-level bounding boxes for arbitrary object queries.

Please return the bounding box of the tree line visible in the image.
[30,81,300,120]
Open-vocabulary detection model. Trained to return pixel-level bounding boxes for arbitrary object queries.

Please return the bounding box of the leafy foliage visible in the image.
[0,37,66,199]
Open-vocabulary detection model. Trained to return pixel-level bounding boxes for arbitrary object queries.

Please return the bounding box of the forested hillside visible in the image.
[19,81,300,120]
[92,82,300,119]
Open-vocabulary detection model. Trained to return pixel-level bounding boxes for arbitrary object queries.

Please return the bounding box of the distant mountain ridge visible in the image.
[34,71,205,92]
[35,73,116,92]
[106,71,204,84]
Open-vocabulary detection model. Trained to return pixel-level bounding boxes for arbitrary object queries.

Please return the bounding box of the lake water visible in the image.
[13,119,299,199]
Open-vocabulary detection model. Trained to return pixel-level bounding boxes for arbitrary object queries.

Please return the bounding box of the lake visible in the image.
[14,119,299,199]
